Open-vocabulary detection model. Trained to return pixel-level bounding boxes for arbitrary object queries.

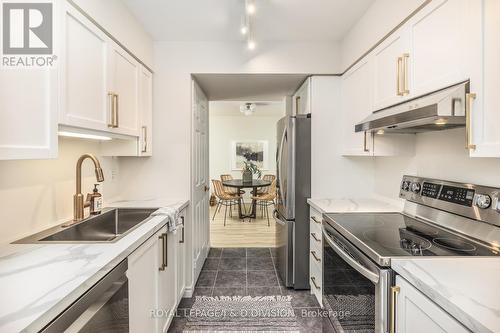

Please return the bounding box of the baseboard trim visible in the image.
[183,284,194,298]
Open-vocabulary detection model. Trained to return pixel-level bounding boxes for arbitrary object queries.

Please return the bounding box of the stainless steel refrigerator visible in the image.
[274,114,311,289]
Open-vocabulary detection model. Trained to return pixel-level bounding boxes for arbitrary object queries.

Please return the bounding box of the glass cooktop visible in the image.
[323,213,500,259]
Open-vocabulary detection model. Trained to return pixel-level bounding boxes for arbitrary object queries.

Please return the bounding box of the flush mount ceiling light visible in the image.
[246,0,256,14]
[240,103,256,116]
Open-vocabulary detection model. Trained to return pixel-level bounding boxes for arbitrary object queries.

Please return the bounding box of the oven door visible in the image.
[322,224,392,333]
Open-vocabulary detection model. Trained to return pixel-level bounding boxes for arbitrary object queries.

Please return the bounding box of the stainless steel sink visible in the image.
[14,208,158,243]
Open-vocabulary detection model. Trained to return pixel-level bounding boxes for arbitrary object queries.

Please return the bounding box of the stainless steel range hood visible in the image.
[355,82,469,133]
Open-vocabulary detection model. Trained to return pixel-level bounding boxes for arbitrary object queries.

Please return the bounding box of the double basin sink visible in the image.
[14,208,158,243]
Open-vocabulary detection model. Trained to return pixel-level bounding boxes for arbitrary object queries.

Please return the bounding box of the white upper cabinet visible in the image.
[407,0,470,98]
[138,66,153,156]
[0,69,58,160]
[395,276,469,333]
[60,3,109,131]
[108,42,140,137]
[341,58,374,156]
[468,0,500,157]
[294,78,311,115]
[372,28,411,111]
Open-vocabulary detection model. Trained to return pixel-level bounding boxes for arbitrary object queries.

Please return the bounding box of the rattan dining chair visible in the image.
[220,174,246,213]
[212,179,241,226]
[256,174,276,195]
[252,179,277,226]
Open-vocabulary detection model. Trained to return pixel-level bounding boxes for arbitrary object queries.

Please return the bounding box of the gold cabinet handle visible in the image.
[363,131,370,152]
[310,216,320,224]
[141,126,148,153]
[465,93,477,150]
[396,56,403,96]
[311,233,321,242]
[390,285,401,333]
[310,276,320,290]
[179,216,185,244]
[311,250,321,262]
[159,233,167,271]
[114,94,119,128]
[107,93,119,128]
[402,53,410,95]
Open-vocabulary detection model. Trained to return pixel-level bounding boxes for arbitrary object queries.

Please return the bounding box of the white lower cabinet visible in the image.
[127,227,164,333]
[395,276,469,333]
[128,209,188,333]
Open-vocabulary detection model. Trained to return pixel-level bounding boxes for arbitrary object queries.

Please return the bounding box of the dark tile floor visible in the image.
[168,247,336,332]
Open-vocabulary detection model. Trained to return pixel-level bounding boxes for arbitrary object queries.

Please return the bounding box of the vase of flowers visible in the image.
[242,161,261,183]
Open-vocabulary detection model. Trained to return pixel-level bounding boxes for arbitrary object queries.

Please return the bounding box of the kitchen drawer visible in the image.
[310,230,322,256]
[309,255,322,306]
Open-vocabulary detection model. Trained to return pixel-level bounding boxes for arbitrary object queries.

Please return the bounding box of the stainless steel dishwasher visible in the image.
[41,259,129,333]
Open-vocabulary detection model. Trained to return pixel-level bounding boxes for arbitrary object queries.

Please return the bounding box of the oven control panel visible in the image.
[399,175,500,227]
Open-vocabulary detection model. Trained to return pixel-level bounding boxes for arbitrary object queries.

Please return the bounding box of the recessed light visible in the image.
[58,131,112,141]
[241,26,248,35]
[247,40,256,50]
[434,119,448,125]
[376,129,385,135]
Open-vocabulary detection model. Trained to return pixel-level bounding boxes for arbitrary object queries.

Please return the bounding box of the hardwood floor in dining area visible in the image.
[210,202,277,248]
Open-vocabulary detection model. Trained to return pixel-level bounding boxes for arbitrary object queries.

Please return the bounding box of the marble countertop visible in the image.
[307,196,403,214]
[0,198,189,333]
[392,258,500,333]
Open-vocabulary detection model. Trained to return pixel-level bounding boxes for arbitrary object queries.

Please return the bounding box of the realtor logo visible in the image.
[2,1,56,67]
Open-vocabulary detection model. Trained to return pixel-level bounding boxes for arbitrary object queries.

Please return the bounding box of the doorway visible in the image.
[191,74,308,250]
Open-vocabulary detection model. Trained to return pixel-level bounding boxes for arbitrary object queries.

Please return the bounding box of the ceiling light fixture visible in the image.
[240,103,256,116]
[247,40,256,50]
[240,26,248,35]
[246,0,256,14]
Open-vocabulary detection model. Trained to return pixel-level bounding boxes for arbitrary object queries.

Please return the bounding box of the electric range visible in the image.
[321,176,500,333]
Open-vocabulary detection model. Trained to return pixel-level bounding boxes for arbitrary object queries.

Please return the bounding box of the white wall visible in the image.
[209,105,283,183]
[115,41,341,202]
[340,0,426,71]
[374,129,500,199]
[0,138,119,244]
[72,0,154,68]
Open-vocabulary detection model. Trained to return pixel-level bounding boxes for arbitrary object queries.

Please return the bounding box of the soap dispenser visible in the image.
[89,184,103,215]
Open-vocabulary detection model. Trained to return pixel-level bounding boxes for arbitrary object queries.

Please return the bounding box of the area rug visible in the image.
[183,295,301,332]
[324,294,375,332]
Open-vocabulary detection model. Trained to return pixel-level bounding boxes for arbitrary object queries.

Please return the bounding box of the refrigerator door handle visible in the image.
[277,127,287,204]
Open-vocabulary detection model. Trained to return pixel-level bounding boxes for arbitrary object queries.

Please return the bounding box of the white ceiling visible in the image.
[210,101,284,117]
[193,73,309,101]
[123,0,374,42]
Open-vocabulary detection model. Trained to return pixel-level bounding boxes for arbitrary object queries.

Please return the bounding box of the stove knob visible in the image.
[476,194,492,209]
[402,181,411,191]
[410,182,421,194]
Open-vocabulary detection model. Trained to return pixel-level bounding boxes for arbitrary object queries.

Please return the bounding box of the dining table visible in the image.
[222,179,272,220]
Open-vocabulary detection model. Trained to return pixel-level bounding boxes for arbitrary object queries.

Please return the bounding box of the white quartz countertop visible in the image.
[392,257,500,333]
[0,198,189,333]
[307,197,403,214]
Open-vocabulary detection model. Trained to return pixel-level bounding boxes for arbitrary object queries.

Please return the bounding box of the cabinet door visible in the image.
[60,4,109,131]
[395,276,469,333]
[372,28,411,111]
[128,229,161,333]
[0,69,58,160]
[158,231,177,332]
[408,0,470,98]
[176,215,186,303]
[108,43,140,136]
[469,0,500,157]
[341,58,374,156]
[139,66,153,156]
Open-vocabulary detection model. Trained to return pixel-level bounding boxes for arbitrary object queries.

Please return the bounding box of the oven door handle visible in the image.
[322,228,380,284]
